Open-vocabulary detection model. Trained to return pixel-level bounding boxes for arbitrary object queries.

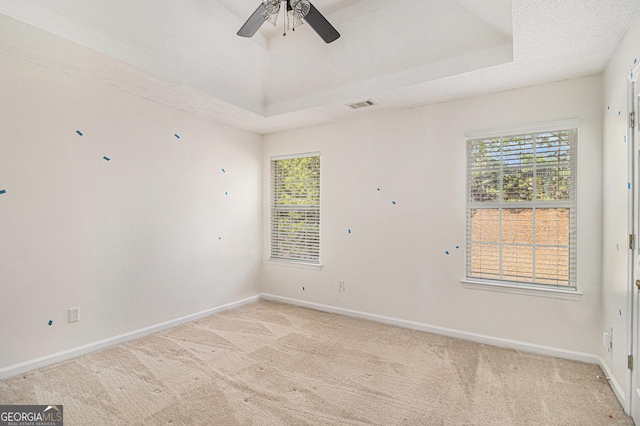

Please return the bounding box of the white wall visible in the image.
[0,53,262,371]
[0,23,617,378]
[262,75,603,356]
[601,12,640,407]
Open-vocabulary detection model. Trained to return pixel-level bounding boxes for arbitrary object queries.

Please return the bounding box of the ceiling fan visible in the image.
[237,0,340,44]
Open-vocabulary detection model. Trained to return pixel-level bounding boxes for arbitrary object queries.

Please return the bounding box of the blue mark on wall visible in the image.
[348,229,351,234]
[103,156,111,161]
[620,309,623,316]
[0,190,5,195]
[629,182,632,189]
[445,251,450,255]
[174,133,180,139]
[48,320,53,326]
[222,168,226,173]
[76,130,83,136]
[392,201,397,205]
[225,191,228,195]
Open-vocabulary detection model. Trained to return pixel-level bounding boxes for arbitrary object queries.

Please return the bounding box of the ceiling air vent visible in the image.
[346,100,376,110]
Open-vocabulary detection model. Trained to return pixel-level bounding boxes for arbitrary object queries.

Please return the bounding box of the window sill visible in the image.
[267,259,323,271]
[461,279,583,301]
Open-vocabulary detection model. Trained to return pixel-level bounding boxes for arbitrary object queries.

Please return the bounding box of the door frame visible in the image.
[627,63,640,418]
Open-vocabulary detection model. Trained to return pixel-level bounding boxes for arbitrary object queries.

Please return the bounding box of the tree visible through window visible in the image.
[466,126,577,287]
[270,154,320,264]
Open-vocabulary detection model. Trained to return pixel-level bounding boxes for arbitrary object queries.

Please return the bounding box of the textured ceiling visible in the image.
[0,0,638,134]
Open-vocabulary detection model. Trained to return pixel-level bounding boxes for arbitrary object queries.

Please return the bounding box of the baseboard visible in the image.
[261,293,599,364]
[599,356,628,412]
[2,293,600,381]
[0,294,261,380]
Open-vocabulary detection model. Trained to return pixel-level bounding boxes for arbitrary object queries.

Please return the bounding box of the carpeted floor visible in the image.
[0,300,633,425]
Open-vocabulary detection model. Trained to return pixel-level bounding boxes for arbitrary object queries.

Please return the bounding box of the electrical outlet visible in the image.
[69,307,80,323]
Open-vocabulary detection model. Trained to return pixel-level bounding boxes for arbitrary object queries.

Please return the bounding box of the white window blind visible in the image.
[466,125,577,288]
[270,154,321,264]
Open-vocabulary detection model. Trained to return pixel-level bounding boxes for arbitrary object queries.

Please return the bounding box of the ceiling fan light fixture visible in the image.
[291,0,310,18]
[261,0,281,26]
[288,0,310,29]
[262,0,280,14]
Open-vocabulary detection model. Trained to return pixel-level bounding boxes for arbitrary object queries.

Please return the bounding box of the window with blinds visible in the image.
[270,153,321,264]
[466,123,577,288]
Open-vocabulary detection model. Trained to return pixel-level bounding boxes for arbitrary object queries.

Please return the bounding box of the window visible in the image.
[466,121,578,288]
[270,153,321,264]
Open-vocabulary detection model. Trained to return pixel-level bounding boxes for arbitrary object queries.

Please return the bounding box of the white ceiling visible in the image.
[0,0,638,134]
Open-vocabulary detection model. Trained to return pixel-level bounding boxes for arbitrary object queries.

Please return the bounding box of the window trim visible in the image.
[466,118,582,140]
[464,118,580,295]
[269,152,321,266]
[266,259,323,270]
[461,279,583,300]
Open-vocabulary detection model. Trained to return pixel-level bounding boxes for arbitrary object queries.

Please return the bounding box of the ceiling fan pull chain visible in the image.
[283,0,287,36]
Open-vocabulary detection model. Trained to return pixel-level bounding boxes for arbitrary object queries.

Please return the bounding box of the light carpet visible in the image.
[0,300,632,425]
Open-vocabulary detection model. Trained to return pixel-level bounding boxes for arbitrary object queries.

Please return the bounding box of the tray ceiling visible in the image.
[0,0,637,133]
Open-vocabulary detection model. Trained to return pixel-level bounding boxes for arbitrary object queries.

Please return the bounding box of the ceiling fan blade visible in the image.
[237,3,269,38]
[303,3,340,43]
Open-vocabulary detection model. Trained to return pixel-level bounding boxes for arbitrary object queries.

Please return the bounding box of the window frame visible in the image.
[463,119,581,298]
[269,152,321,268]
